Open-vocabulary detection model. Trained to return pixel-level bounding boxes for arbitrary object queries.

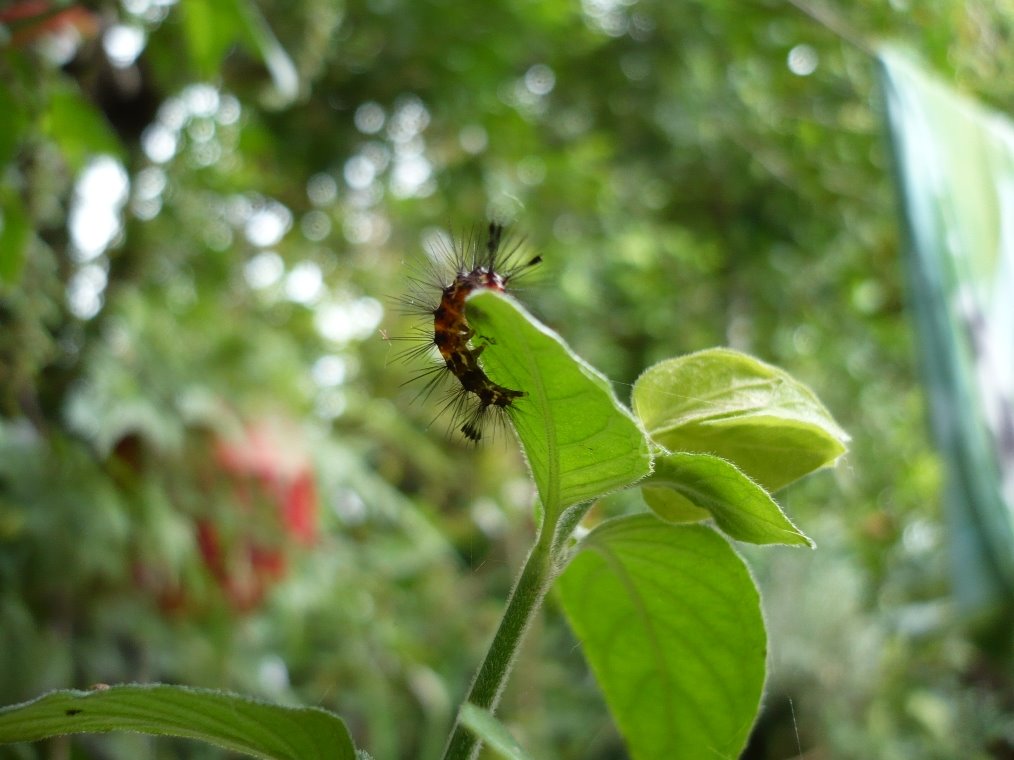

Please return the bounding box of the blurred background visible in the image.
[2,1,1014,758]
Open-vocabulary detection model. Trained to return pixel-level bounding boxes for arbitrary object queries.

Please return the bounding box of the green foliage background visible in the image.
[2,0,1013,757]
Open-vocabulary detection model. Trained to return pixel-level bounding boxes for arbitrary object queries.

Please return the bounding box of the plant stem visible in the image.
[441,522,558,760]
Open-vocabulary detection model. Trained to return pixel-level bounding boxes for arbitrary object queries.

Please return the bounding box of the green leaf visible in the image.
[180,0,298,104]
[459,704,533,760]
[632,348,848,491]
[643,450,813,547]
[180,0,243,79]
[557,515,765,760]
[0,189,30,285]
[467,290,652,520]
[0,684,356,760]
[43,84,124,170]
[0,82,28,169]
[233,0,299,105]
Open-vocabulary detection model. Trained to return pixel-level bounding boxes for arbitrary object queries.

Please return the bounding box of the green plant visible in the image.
[0,290,847,759]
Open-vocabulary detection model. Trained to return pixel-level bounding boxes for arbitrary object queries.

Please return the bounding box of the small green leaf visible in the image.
[557,515,765,760]
[459,704,533,760]
[42,84,124,170]
[0,684,356,760]
[467,290,651,520]
[641,485,711,523]
[643,450,813,546]
[0,190,30,285]
[632,348,848,491]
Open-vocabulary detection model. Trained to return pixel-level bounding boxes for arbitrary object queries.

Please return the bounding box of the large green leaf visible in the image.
[557,515,765,760]
[467,290,651,519]
[643,450,812,547]
[0,684,356,760]
[632,348,848,491]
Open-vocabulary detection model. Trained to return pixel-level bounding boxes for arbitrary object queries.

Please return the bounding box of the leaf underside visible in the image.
[557,515,766,760]
[467,290,651,519]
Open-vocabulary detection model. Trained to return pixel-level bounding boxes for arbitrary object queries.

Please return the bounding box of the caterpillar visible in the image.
[396,222,541,441]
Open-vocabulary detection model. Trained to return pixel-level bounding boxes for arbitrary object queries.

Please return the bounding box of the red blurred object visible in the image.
[128,417,320,615]
[195,520,289,612]
[214,419,320,545]
[199,418,320,611]
[0,1,100,48]
[282,471,318,545]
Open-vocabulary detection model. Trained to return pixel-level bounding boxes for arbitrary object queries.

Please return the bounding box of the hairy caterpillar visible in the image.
[396,222,541,441]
